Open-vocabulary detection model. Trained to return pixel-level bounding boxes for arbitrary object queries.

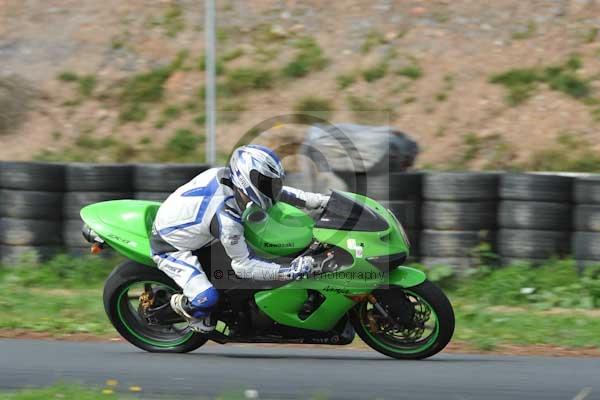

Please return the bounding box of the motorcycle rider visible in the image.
[151,145,330,333]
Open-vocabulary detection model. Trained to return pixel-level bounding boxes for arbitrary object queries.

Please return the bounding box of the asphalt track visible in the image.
[0,339,598,399]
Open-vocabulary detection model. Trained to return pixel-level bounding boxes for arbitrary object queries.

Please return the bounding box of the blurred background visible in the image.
[2,0,600,170]
[1,1,600,399]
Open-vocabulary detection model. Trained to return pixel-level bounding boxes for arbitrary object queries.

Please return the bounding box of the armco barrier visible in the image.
[1,161,600,269]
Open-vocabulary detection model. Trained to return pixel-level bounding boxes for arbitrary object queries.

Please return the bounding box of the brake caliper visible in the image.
[139,291,155,313]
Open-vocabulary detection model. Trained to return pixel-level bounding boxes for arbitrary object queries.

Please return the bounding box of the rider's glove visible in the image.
[278,256,315,281]
[318,195,330,209]
[305,193,330,210]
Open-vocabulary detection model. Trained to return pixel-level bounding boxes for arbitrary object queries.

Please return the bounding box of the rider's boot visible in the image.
[170,293,216,333]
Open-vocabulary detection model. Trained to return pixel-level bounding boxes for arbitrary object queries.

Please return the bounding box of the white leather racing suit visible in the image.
[151,167,328,314]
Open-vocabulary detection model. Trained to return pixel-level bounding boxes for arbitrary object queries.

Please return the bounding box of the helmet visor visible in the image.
[250,170,283,202]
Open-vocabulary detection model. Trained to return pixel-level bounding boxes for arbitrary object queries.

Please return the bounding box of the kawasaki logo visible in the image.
[264,241,294,248]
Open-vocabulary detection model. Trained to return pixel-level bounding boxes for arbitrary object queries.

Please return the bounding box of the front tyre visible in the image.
[351,280,455,360]
[103,260,208,353]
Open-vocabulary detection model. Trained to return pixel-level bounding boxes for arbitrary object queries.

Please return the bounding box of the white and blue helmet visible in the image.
[229,145,285,210]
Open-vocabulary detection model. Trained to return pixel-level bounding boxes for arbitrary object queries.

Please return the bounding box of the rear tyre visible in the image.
[351,280,454,360]
[103,260,208,353]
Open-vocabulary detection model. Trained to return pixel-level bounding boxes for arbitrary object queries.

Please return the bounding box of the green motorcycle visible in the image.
[81,190,454,359]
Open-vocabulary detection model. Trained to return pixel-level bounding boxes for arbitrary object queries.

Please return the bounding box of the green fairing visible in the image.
[389,266,426,287]
[253,192,422,331]
[81,200,159,266]
[82,192,425,332]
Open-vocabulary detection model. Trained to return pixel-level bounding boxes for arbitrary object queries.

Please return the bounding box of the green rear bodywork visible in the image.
[81,200,160,266]
[81,192,425,332]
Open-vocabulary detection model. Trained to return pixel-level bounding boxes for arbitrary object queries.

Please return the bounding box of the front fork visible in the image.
[365,294,401,331]
[351,294,400,332]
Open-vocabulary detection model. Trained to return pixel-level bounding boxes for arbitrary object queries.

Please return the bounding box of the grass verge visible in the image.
[0,383,293,400]
[0,383,134,400]
[0,254,117,336]
[1,255,599,352]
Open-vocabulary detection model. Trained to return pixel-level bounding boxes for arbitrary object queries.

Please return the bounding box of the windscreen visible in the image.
[315,191,389,232]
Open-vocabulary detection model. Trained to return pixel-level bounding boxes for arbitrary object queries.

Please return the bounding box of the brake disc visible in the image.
[373,289,416,326]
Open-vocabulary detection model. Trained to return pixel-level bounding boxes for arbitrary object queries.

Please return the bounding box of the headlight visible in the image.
[387,209,410,249]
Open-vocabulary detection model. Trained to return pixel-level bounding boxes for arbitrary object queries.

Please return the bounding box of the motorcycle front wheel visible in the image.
[350,280,455,360]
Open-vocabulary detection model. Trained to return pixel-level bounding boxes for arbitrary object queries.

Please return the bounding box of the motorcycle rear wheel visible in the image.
[103,260,208,353]
[351,280,454,360]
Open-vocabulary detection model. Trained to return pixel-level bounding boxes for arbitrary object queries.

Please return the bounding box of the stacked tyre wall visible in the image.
[1,161,600,269]
[0,163,65,264]
[0,162,208,264]
[62,164,133,255]
[383,172,423,262]
[420,173,499,270]
[134,164,209,202]
[497,174,573,265]
[573,176,600,268]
